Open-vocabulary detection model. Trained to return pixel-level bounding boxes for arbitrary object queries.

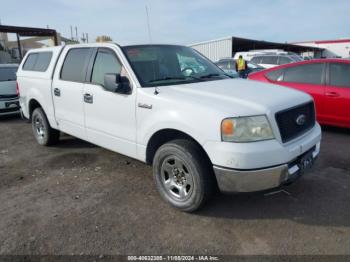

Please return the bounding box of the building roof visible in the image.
[230,36,323,53]
[293,38,350,45]
[190,36,323,53]
[0,25,57,37]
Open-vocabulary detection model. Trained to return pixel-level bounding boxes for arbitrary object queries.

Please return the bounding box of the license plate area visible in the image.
[298,150,314,173]
[286,146,316,182]
[5,101,19,108]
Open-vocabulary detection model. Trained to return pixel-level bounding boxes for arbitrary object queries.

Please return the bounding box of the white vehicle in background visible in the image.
[0,64,20,116]
[17,43,321,212]
[233,50,296,61]
[250,54,304,68]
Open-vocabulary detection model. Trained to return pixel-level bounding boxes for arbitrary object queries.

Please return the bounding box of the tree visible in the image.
[96,35,113,43]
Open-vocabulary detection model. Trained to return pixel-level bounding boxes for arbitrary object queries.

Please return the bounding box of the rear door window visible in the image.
[261,56,278,65]
[278,56,292,65]
[33,52,53,71]
[283,63,324,85]
[23,54,38,70]
[22,52,52,72]
[250,56,262,64]
[0,67,17,82]
[60,48,92,82]
[290,55,303,62]
[329,63,350,87]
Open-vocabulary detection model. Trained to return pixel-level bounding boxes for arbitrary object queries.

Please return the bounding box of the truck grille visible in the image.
[275,101,315,143]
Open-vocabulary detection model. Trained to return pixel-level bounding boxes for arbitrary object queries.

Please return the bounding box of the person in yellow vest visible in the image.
[235,55,248,78]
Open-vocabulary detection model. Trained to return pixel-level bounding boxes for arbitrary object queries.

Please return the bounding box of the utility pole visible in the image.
[75,26,78,42]
[70,25,73,40]
[81,33,87,43]
[145,5,152,43]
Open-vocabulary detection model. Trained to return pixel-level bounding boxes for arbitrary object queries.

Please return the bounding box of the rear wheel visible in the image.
[31,108,60,146]
[153,139,214,212]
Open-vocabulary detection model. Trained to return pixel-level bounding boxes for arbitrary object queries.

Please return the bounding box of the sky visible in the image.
[1,0,350,45]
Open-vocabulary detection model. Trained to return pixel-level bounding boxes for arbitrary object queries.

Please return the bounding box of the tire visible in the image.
[153,139,214,212]
[31,107,60,146]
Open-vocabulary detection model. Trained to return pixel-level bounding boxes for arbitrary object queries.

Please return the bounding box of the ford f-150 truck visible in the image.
[17,43,321,212]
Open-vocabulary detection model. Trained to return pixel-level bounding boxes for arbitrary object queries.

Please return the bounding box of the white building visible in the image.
[189,36,322,62]
[293,39,350,59]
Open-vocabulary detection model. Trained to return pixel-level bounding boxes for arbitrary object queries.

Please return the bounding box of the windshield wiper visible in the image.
[149,75,205,84]
[149,76,187,83]
[199,73,223,79]
[184,75,203,81]
[148,73,226,84]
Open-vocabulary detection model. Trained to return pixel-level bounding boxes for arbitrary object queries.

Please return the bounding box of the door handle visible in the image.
[325,92,340,98]
[84,93,93,104]
[54,88,61,97]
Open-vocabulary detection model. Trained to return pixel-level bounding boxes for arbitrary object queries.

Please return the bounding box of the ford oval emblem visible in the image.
[296,114,306,126]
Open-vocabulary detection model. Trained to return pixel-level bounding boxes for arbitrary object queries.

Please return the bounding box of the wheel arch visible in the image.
[28,98,43,119]
[145,128,212,167]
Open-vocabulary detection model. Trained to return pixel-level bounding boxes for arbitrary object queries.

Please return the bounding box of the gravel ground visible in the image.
[0,115,349,256]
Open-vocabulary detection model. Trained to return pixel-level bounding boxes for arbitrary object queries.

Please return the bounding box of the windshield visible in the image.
[0,67,17,82]
[122,45,229,87]
[248,62,264,69]
[290,55,303,62]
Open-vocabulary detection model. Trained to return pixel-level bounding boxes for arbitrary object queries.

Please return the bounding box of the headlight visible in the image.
[221,115,274,142]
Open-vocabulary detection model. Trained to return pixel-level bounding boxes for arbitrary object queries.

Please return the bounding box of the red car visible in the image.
[248,59,350,128]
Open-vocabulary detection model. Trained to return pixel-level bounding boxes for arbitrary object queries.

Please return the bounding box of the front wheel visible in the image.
[31,108,60,146]
[153,139,214,212]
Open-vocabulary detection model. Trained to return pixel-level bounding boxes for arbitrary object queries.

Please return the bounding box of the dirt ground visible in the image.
[0,115,349,256]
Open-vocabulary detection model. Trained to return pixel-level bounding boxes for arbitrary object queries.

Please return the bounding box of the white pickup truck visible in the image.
[17,43,321,212]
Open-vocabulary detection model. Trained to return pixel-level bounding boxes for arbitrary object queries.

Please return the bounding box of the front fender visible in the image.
[136,108,221,162]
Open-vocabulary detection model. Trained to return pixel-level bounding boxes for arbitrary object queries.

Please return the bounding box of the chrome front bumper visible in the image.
[214,143,320,193]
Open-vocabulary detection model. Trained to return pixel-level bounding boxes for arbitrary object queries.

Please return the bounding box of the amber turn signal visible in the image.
[222,119,234,135]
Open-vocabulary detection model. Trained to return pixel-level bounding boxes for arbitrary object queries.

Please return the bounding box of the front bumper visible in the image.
[214,142,320,193]
[0,97,20,116]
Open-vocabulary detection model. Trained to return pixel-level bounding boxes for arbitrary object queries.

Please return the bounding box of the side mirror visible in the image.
[104,73,131,94]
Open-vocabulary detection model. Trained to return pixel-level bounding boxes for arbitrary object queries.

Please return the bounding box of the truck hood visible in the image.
[158,78,312,116]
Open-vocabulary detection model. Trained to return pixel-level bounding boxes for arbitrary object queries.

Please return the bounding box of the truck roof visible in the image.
[25,42,186,53]
[17,43,190,80]
[25,45,64,53]
[17,43,124,80]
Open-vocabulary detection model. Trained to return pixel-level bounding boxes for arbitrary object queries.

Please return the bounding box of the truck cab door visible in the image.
[52,47,94,140]
[83,47,137,158]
